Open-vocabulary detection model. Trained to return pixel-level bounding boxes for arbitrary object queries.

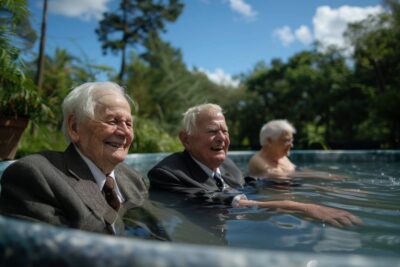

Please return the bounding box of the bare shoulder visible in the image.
[248,153,270,177]
[281,157,296,172]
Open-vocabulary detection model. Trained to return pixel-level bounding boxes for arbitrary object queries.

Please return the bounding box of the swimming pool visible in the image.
[1,150,399,266]
[127,150,400,256]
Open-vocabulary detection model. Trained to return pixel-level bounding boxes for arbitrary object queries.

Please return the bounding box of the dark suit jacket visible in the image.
[0,144,165,238]
[148,150,245,205]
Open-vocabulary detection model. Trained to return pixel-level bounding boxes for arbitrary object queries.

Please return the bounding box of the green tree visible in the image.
[242,48,363,149]
[223,86,263,149]
[126,33,220,133]
[0,0,37,52]
[96,0,184,82]
[0,0,42,120]
[345,0,400,147]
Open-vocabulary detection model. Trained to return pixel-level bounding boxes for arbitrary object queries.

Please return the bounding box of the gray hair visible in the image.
[61,81,130,142]
[181,103,223,135]
[259,119,296,146]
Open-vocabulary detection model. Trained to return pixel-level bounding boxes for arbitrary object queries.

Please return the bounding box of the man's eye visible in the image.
[107,120,117,125]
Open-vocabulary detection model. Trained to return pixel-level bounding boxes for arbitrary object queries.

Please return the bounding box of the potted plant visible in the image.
[0,0,43,160]
[0,66,42,160]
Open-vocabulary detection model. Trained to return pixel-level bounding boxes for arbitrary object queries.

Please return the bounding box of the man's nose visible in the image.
[288,140,294,148]
[215,130,227,140]
[115,122,132,135]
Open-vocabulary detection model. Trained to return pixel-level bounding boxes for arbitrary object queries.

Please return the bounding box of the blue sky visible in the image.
[28,0,383,86]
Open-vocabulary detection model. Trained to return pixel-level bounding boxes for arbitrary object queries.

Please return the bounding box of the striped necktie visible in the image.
[103,176,121,211]
[213,172,224,191]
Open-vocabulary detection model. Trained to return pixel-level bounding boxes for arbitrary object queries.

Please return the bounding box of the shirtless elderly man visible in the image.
[248,120,297,178]
[248,119,341,180]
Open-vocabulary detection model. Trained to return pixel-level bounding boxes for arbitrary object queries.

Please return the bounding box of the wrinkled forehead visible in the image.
[93,90,130,111]
[94,89,122,103]
[197,109,227,128]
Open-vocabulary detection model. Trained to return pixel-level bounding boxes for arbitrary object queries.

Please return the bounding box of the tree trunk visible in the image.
[36,0,48,90]
[118,44,126,83]
[118,2,129,83]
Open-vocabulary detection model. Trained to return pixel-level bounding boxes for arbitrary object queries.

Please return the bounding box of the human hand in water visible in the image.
[298,203,363,227]
[241,199,363,227]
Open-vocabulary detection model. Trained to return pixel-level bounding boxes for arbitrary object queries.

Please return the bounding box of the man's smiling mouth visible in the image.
[211,145,224,151]
[106,141,124,148]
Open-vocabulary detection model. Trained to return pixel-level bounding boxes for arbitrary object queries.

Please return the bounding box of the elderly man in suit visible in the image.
[148,103,362,227]
[0,81,164,237]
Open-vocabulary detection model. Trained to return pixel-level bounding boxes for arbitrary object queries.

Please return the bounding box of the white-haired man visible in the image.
[0,81,166,238]
[248,119,297,178]
[248,119,342,181]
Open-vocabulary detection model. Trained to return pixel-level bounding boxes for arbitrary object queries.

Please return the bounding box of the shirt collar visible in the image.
[74,145,124,202]
[190,154,221,178]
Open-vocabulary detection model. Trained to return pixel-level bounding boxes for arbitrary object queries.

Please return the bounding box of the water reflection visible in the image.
[2,154,397,256]
[312,227,362,252]
[141,160,400,256]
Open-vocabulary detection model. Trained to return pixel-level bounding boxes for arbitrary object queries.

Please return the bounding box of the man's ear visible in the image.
[179,130,190,148]
[67,114,79,143]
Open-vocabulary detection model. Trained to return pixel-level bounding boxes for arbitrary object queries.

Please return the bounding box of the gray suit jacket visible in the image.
[148,150,245,205]
[0,144,165,237]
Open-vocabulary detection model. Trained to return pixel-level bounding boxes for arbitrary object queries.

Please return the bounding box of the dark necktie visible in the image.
[103,176,121,211]
[213,172,224,191]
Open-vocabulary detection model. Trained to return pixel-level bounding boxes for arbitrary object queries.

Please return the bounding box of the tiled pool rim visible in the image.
[1,150,399,267]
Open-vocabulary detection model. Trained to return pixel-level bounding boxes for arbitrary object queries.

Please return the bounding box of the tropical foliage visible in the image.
[0,0,42,120]
[1,0,399,158]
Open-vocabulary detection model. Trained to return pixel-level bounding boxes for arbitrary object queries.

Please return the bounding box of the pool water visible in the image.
[226,161,400,256]
[1,151,399,259]
[125,152,400,257]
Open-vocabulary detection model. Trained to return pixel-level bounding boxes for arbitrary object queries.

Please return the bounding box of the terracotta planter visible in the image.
[0,117,29,160]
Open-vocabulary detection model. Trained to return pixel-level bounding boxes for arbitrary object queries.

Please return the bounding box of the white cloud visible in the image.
[228,0,257,19]
[273,5,383,51]
[313,5,384,50]
[274,26,295,46]
[295,25,313,45]
[48,0,111,21]
[199,68,240,87]
[274,25,313,47]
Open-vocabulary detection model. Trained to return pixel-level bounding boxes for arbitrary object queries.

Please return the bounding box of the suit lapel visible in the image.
[64,145,118,225]
[182,150,211,184]
[182,150,223,190]
[72,177,118,225]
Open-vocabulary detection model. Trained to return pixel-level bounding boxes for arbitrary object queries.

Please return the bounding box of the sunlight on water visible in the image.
[1,151,399,257]
[225,161,400,256]
[124,152,400,257]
